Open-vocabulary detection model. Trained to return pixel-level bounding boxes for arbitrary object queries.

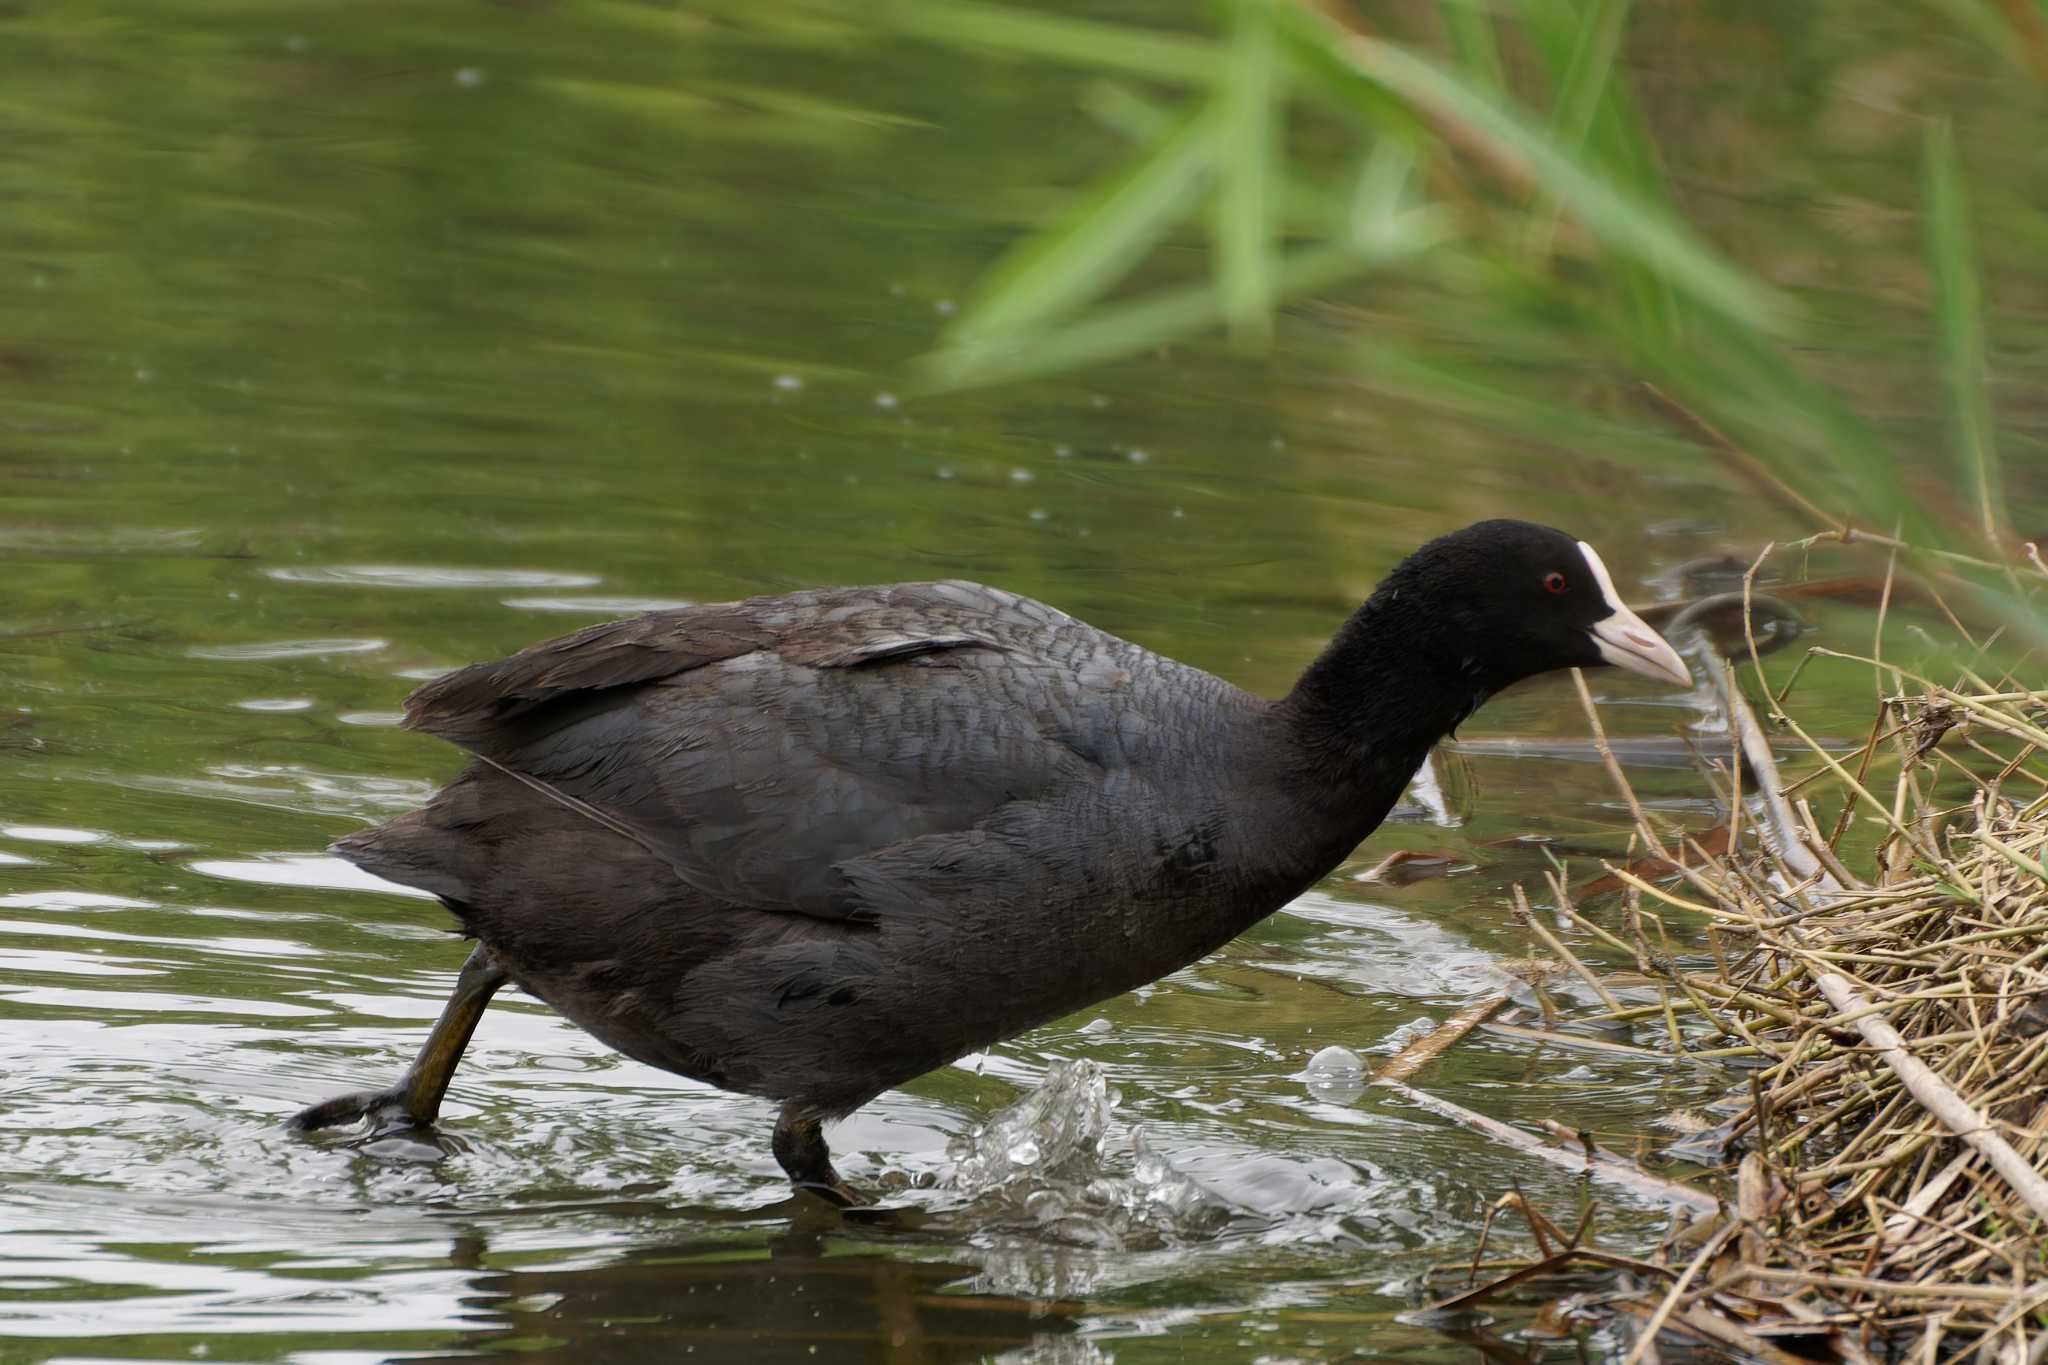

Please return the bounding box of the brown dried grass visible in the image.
[1435,544,2048,1362]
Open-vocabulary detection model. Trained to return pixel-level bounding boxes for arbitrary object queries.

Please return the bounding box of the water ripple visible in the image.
[501,594,694,615]
[266,565,602,589]
[190,854,434,900]
[188,638,388,661]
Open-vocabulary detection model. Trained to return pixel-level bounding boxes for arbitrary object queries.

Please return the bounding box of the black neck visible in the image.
[1276,585,1487,826]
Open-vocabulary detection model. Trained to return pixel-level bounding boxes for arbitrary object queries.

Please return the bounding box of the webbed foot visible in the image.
[287,944,506,1148]
[287,1083,421,1134]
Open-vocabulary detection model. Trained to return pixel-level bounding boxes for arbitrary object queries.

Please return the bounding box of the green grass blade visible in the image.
[888,0,1221,85]
[1924,118,2005,550]
[1436,0,1504,92]
[1350,333,1704,467]
[947,103,1219,348]
[921,243,1393,390]
[1666,309,1934,546]
[1544,0,1633,157]
[1213,0,1281,347]
[1279,10,1791,334]
[1521,0,1677,343]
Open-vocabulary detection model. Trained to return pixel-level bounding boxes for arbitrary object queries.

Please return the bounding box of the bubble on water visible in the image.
[1306,1044,1363,1075]
[1009,468,1034,484]
[1302,1044,1366,1104]
[773,374,804,391]
[1007,1137,1040,1167]
[873,392,899,410]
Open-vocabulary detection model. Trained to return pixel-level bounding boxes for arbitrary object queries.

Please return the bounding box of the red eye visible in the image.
[1544,571,1568,594]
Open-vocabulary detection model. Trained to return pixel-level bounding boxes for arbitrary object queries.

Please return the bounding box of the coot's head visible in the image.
[1393,520,1691,692]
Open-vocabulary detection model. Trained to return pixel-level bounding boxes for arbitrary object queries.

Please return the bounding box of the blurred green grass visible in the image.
[894,0,2045,644]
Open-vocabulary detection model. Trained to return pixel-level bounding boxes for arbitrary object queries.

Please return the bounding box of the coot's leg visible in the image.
[772,1104,861,1207]
[287,944,508,1135]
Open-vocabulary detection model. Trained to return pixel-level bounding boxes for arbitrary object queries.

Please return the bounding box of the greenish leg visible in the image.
[772,1104,863,1207]
[288,944,508,1135]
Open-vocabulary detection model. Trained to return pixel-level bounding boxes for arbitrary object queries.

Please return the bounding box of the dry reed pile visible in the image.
[1418,572,2048,1363]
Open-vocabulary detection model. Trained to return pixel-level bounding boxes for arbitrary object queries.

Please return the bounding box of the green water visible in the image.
[2,4,2042,1362]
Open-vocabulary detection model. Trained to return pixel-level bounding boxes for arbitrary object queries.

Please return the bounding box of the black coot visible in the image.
[291,520,1689,1202]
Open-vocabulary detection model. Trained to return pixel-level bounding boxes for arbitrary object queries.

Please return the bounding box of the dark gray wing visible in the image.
[398,581,1143,923]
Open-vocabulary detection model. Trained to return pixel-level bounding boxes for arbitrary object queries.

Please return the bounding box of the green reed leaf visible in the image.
[1213,0,1282,347]
[1924,118,2005,550]
[947,104,1219,349]
[1280,11,1790,335]
[889,0,1221,85]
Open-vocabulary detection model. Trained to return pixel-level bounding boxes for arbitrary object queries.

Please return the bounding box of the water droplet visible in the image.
[874,392,899,410]
[773,374,803,391]
[1007,1136,1040,1166]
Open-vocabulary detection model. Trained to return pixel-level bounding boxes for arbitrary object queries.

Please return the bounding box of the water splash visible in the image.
[947,1061,1226,1247]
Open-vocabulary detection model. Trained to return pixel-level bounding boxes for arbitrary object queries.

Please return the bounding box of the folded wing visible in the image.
[381,581,1133,924]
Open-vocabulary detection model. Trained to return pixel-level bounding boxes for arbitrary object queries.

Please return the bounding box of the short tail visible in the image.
[330,770,499,910]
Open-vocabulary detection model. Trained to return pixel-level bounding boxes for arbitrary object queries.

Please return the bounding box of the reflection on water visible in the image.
[412,1239,1084,1365]
[0,0,2032,1360]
